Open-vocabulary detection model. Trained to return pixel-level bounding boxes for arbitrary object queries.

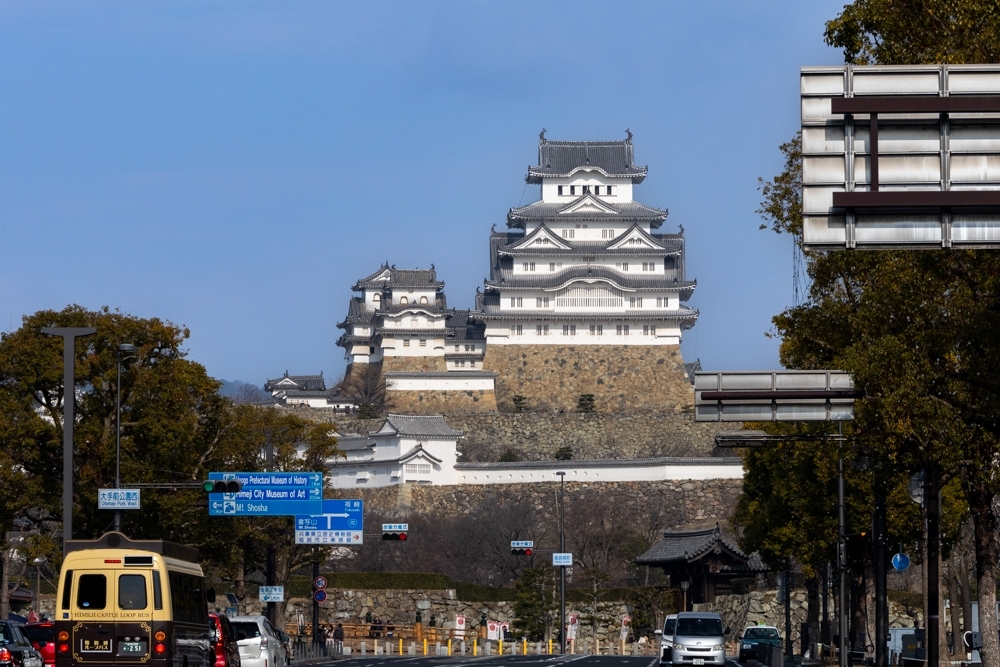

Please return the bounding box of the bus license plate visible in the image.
[120,642,144,653]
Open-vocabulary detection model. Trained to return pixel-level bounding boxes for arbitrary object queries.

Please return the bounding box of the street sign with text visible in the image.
[295,499,363,544]
[208,472,323,516]
[98,489,141,510]
[259,586,284,603]
[552,552,573,567]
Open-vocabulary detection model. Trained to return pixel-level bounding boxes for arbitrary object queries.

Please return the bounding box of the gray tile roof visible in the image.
[336,298,376,329]
[527,135,648,184]
[485,264,697,297]
[684,359,702,385]
[327,444,443,467]
[499,224,681,257]
[455,456,742,471]
[508,197,667,228]
[264,373,326,392]
[353,264,445,291]
[635,524,752,566]
[373,414,465,438]
[383,371,497,379]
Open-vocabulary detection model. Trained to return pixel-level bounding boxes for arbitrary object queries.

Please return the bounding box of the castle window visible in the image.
[619,262,629,271]
[549,262,555,271]
[536,324,549,336]
[399,296,408,304]
[470,360,476,367]
[558,185,564,195]
[593,186,601,195]
[465,344,473,351]
[455,345,460,351]
[629,297,643,308]
[405,463,431,476]
[510,296,523,308]
[372,293,380,302]
[657,297,663,307]
[562,325,576,336]
[643,325,649,335]
[403,339,410,347]
[607,185,616,195]
[536,297,550,308]
[522,262,536,272]
[590,324,603,336]
[419,339,426,347]
[458,360,465,367]
[510,324,523,336]
[410,318,417,326]
[616,324,630,336]
[570,185,576,195]
[582,185,590,195]
[420,296,428,304]
[561,229,575,239]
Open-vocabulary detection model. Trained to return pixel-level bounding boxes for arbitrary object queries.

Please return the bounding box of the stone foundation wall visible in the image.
[483,344,694,414]
[382,356,448,372]
[387,390,498,415]
[286,408,731,461]
[332,478,741,529]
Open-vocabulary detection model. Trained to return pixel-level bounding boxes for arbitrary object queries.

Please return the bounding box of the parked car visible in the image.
[656,614,678,665]
[23,623,54,667]
[0,621,43,667]
[738,625,782,664]
[670,612,727,666]
[229,617,286,667]
[208,614,241,667]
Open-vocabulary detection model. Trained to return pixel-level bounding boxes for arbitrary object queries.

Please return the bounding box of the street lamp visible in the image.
[33,557,45,613]
[679,580,689,612]
[114,343,137,533]
[556,470,566,655]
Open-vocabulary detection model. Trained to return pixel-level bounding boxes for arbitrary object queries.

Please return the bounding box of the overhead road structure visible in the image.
[801,64,1000,249]
[694,370,859,422]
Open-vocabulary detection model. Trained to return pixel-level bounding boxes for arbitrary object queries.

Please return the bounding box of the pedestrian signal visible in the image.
[202,480,242,493]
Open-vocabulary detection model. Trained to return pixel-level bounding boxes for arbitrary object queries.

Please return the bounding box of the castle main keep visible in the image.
[335,132,699,415]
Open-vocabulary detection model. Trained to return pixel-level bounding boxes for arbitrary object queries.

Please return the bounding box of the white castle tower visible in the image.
[477,131,698,346]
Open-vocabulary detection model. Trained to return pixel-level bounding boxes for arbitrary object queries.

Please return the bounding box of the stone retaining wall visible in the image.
[388,390,498,414]
[483,344,694,414]
[381,356,448,372]
[286,408,730,461]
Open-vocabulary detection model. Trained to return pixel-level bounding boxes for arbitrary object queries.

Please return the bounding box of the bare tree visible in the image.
[338,364,390,419]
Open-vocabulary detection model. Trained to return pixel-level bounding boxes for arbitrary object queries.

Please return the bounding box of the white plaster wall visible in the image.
[390,289,436,306]
[385,376,495,391]
[540,174,633,202]
[523,221,651,239]
[381,337,446,356]
[456,463,744,485]
[484,320,682,345]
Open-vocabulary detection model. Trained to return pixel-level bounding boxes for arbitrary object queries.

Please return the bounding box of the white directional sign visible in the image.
[258,586,284,603]
[98,489,141,510]
[552,552,573,567]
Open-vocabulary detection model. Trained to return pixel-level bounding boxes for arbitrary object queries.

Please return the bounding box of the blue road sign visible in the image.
[208,472,324,516]
[314,590,327,603]
[892,553,910,571]
[295,500,364,544]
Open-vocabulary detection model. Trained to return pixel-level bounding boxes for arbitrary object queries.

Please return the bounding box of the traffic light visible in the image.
[510,540,533,556]
[382,523,408,541]
[202,480,242,493]
[382,531,407,541]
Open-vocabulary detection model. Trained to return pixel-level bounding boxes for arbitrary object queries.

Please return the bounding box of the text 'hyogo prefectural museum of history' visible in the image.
[335,132,700,415]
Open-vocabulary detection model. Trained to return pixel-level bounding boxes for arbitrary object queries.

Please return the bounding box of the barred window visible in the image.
[405,463,431,476]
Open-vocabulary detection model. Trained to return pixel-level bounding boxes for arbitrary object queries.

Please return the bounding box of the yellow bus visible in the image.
[55,532,214,667]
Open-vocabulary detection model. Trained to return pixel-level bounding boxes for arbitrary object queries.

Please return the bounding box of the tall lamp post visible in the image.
[33,557,45,613]
[114,343,137,533]
[679,580,689,612]
[556,470,566,655]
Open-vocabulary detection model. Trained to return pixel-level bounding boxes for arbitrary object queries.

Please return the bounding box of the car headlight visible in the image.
[713,645,726,651]
[742,643,752,649]
[674,644,686,650]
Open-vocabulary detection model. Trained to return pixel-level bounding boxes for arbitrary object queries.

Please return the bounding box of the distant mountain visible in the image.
[218,379,274,404]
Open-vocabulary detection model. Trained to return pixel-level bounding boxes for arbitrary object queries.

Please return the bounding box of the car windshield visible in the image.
[745,628,779,640]
[664,618,676,634]
[676,618,724,637]
[231,623,261,640]
[25,626,55,642]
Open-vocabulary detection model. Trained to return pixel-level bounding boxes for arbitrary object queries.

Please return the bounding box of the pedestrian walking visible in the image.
[333,623,345,656]
[317,624,328,657]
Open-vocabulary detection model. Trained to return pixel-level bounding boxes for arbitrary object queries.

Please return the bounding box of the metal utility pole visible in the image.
[114,343,136,533]
[557,470,566,655]
[784,570,793,658]
[312,562,320,645]
[926,463,940,667]
[42,327,97,553]
[874,477,888,667]
[838,453,848,667]
[822,562,829,656]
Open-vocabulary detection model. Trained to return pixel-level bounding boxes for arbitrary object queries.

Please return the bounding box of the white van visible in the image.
[656,614,678,665]
[670,612,727,666]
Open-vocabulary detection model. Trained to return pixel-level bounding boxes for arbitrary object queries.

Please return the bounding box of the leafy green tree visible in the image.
[514,564,559,641]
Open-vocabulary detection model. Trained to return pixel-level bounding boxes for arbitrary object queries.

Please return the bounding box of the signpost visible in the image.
[313,590,327,603]
[295,499,364,544]
[892,553,911,571]
[552,553,572,567]
[259,586,284,603]
[98,489,140,510]
[207,472,323,516]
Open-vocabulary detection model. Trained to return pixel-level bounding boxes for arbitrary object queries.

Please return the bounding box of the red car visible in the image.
[208,613,241,667]
[24,622,54,667]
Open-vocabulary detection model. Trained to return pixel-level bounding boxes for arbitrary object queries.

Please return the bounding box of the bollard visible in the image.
[448,640,452,657]
[473,638,477,656]
[499,640,503,656]
[548,638,553,655]
[399,638,403,656]
[409,641,415,655]
[361,642,366,656]
[596,638,600,655]
[423,638,427,656]
[461,641,466,656]
[435,642,440,656]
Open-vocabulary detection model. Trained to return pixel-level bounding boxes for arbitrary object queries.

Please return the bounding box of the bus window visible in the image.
[118,574,147,610]
[77,574,107,609]
[61,570,73,609]
[152,570,162,610]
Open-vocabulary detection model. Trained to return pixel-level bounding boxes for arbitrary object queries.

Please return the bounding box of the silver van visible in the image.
[656,614,678,665]
[670,612,727,666]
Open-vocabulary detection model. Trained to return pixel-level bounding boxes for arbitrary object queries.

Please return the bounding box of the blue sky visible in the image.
[0,1,846,385]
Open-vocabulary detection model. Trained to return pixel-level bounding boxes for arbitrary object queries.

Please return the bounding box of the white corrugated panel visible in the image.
[802,156,846,184]
[855,215,942,243]
[879,155,941,183]
[802,97,834,122]
[802,185,837,214]
[853,71,940,94]
[802,126,845,154]
[952,215,1000,242]
[948,71,1000,93]
[801,72,845,95]
[951,155,1000,182]
[950,124,1000,152]
[802,216,847,245]
[879,125,940,153]
[720,373,773,390]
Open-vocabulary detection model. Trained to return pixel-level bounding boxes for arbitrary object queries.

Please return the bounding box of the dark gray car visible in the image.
[0,621,44,667]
